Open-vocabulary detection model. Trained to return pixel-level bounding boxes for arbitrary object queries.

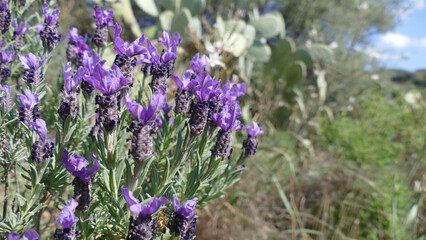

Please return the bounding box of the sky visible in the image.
[373,0,426,72]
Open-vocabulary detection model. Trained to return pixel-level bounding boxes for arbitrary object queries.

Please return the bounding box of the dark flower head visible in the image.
[93,5,114,26]
[63,62,86,92]
[0,47,15,64]
[17,89,39,110]
[113,23,147,57]
[61,149,100,183]
[172,195,197,220]
[7,229,39,240]
[193,72,222,103]
[244,121,263,137]
[57,198,79,230]
[81,51,105,76]
[83,63,131,95]
[190,53,207,73]
[121,185,169,218]
[42,3,60,26]
[125,89,166,125]
[171,70,197,91]
[158,30,182,55]
[13,18,28,35]
[212,101,242,132]
[18,53,46,70]
[29,119,47,142]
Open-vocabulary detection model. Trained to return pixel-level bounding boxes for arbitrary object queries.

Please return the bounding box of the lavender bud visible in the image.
[127,216,157,240]
[150,70,168,93]
[58,87,79,121]
[0,62,10,82]
[19,104,40,123]
[40,23,61,51]
[53,228,79,240]
[30,139,54,164]
[130,123,153,162]
[141,63,152,77]
[212,129,232,159]
[174,89,191,115]
[168,213,197,240]
[114,54,137,81]
[81,80,94,96]
[95,95,120,132]
[89,119,104,141]
[73,177,92,211]
[0,7,10,34]
[66,43,78,62]
[92,24,108,48]
[13,34,24,51]
[23,69,44,85]
[243,136,258,157]
[188,101,209,136]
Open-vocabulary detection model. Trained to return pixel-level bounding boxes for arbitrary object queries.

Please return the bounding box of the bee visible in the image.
[157,209,170,234]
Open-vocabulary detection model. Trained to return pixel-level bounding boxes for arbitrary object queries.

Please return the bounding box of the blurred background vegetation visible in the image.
[50,0,425,238]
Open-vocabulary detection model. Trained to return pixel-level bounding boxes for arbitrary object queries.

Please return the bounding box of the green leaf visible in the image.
[159,10,174,31]
[246,41,271,62]
[135,0,159,17]
[170,8,191,38]
[251,11,285,39]
[181,0,205,16]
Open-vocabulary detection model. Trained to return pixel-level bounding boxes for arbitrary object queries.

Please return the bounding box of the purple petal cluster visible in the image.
[171,70,198,91]
[0,47,15,64]
[172,195,197,220]
[212,102,242,132]
[169,195,197,240]
[18,89,39,110]
[63,62,86,92]
[158,30,182,54]
[113,24,147,57]
[61,149,100,183]
[57,198,79,230]
[245,121,264,137]
[18,53,46,71]
[83,63,131,96]
[42,3,59,26]
[29,119,54,164]
[219,79,246,105]
[13,18,28,35]
[29,119,47,142]
[7,229,39,240]
[193,72,222,103]
[0,84,10,106]
[92,5,113,26]
[125,89,166,125]
[190,53,207,73]
[121,185,169,217]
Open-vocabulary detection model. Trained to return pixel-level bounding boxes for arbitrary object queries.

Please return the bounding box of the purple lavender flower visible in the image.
[211,102,242,159]
[0,0,10,34]
[125,89,166,162]
[66,28,90,66]
[188,72,222,136]
[7,229,39,240]
[29,119,54,164]
[80,51,105,95]
[12,18,29,51]
[18,89,40,123]
[121,185,169,239]
[92,5,113,47]
[84,63,131,131]
[0,47,15,82]
[113,24,147,80]
[140,39,177,91]
[169,194,197,240]
[158,30,182,55]
[40,3,61,51]
[54,198,79,239]
[243,121,263,157]
[0,83,11,110]
[58,63,86,121]
[18,53,47,85]
[61,149,99,210]
[171,70,197,115]
[190,53,207,74]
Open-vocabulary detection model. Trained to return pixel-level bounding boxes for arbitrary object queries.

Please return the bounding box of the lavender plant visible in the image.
[0,1,262,239]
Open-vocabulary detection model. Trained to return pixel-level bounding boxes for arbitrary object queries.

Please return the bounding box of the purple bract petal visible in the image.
[190,53,207,73]
[193,72,222,102]
[121,185,140,206]
[113,24,147,57]
[93,5,114,26]
[83,63,131,95]
[244,121,264,137]
[29,119,47,142]
[17,89,39,109]
[171,70,197,90]
[57,198,79,230]
[61,149,99,182]
[64,63,86,92]
[172,194,197,220]
[0,47,16,64]
[0,84,10,97]
[212,101,242,132]
[42,3,60,26]
[158,30,182,54]
[7,232,20,240]
[81,51,105,76]
[146,40,160,65]
[125,89,166,125]
[22,229,39,240]
[18,53,46,70]
[13,18,29,35]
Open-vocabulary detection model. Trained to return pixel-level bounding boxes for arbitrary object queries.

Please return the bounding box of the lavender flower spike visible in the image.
[113,23,147,80]
[126,89,166,162]
[13,18,29,51]
[0,84,11,110]
[190,53,207,73]
[171,70,197,115]
[80,51,106,95]
[66,28,90,66]
[169,194,197,240]
[92,5,114,47]
[121,185,169,239]
[54,198,79,240]
[8,229,39,240]
[0,0,11,34]
[18,53,47,85]
[58,63,86,121]
[29,119,54,164]
[211,102,242,159]
[243,121,263,157]
[61,149,99,210]
[40,3,61,51]
[0,47,15,82]
[18,89,40,123]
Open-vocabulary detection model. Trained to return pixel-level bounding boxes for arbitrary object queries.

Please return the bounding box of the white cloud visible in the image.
[380,32,426,48]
